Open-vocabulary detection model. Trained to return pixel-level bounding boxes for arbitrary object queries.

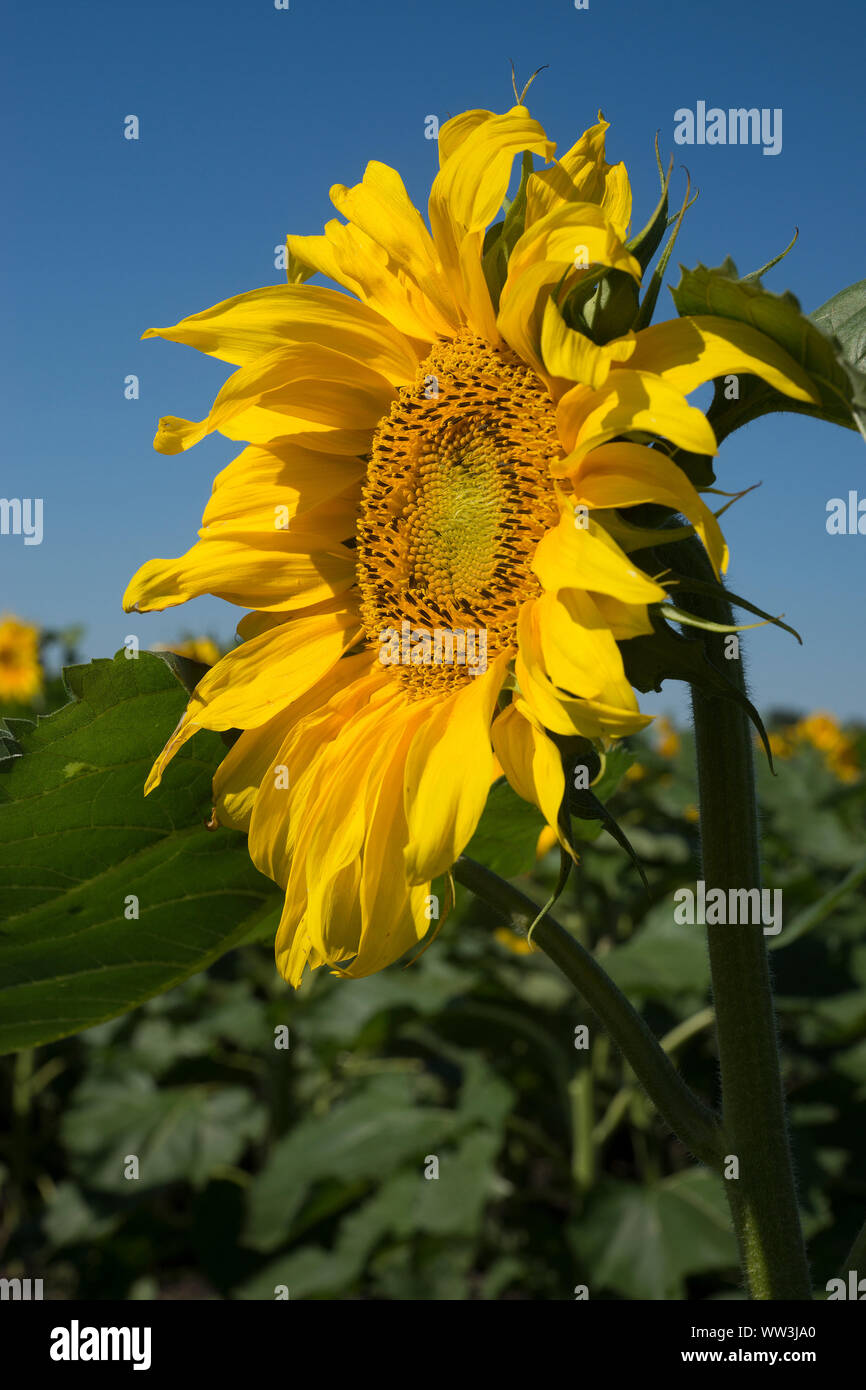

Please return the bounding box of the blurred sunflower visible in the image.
[154,636,222,667]
[0,615,43,704]
[125,104,817,984]
[771,711,860,783]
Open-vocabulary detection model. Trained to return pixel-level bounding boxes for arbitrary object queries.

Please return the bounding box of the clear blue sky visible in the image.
[2,0,864,721]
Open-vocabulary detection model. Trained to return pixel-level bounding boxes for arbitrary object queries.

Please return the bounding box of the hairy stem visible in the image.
[669,536,812,1299]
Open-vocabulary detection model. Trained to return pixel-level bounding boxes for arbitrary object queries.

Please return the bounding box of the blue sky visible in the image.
[2,0,864,722]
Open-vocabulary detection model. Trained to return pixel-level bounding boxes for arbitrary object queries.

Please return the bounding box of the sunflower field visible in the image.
[2,626,863,1302]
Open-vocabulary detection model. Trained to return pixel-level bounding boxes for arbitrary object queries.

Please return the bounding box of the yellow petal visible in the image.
[437,109,495,164]
[568,441,728,576]
[212,707,297,832]
[314,218,453,341]
[491,702,568,846]
[329,161,459,333]
[540,297,636,390]
[431,105,556,238]
[555,370,718,466]
[532,512,667,604]
[429,105,556,330]
[403,654,509,882]
[591,592,655,639]
[144,611,363,793]
[627,315,819,404]
[209,442,364,524]
[152,342,394,455]
[515,605,650,739]
[249,657,383,886]
[505,201,641,283]
[143,283,421,384]
[525,113,632,240]
[123,537,355,614]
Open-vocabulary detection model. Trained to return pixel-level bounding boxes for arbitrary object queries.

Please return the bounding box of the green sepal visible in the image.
[635,170,696,331]
[482,152,534,312]
[554,741,648,887]
[625,141,672,273]
[672,260,866,443]
[659,603,767,636]
[564,268,641,345]
[620,611,775,771]
[665,574,802,644]
[568,773,649,890]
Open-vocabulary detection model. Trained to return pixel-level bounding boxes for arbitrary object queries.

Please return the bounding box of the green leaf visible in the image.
[242,1074,460,1252]
[61,1075,266,1191]
[570,1168,737,1299]
[671,260,864,442]
[811,278,866,438]
[0,651,280,1053]
[464,777,546,878]
[235,1130,503,1299]
[603,902,710,1001]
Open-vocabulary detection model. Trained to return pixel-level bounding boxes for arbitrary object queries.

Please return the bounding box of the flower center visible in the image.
[357,335,561,693]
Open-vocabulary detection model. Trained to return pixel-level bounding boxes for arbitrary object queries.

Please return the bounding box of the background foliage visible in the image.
[0,638,864,1300]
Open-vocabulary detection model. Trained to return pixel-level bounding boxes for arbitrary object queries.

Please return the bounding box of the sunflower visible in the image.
[125,104,818,985]
[0,615,43,704]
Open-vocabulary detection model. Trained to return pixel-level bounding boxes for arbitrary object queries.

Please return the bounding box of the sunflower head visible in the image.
[124,102,819,985]
[0,615,43,704]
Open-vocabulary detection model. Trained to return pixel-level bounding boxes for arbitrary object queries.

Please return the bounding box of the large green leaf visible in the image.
[570,1168,738,1299]
[0,652,280,1054]
[242,1073,461,1252]
[61,1074,266,1191]
[671,260,866,441]
[235,1130,504,1300]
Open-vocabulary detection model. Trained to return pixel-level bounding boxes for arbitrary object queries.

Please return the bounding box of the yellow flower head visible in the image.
[124,105,818,985]
[654,715,680,759]
[0,615,43,704]
[792,711,860,783]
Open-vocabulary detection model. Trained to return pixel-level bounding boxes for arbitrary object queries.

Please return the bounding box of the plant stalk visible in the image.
[675,538,812,1299]
[454,855,724,1170]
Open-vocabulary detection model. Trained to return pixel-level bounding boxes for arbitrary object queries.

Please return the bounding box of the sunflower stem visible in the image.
[671,538,812,1299]
[454,855,724,1170]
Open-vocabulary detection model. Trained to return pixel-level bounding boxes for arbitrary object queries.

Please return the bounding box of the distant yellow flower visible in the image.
[793,712,859,783]
[767,731,794,761]
[654,715,680,759]
[0,616,43,703]
[495,926,537,955]
[156,637,221,667]
[125,104,818,985]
